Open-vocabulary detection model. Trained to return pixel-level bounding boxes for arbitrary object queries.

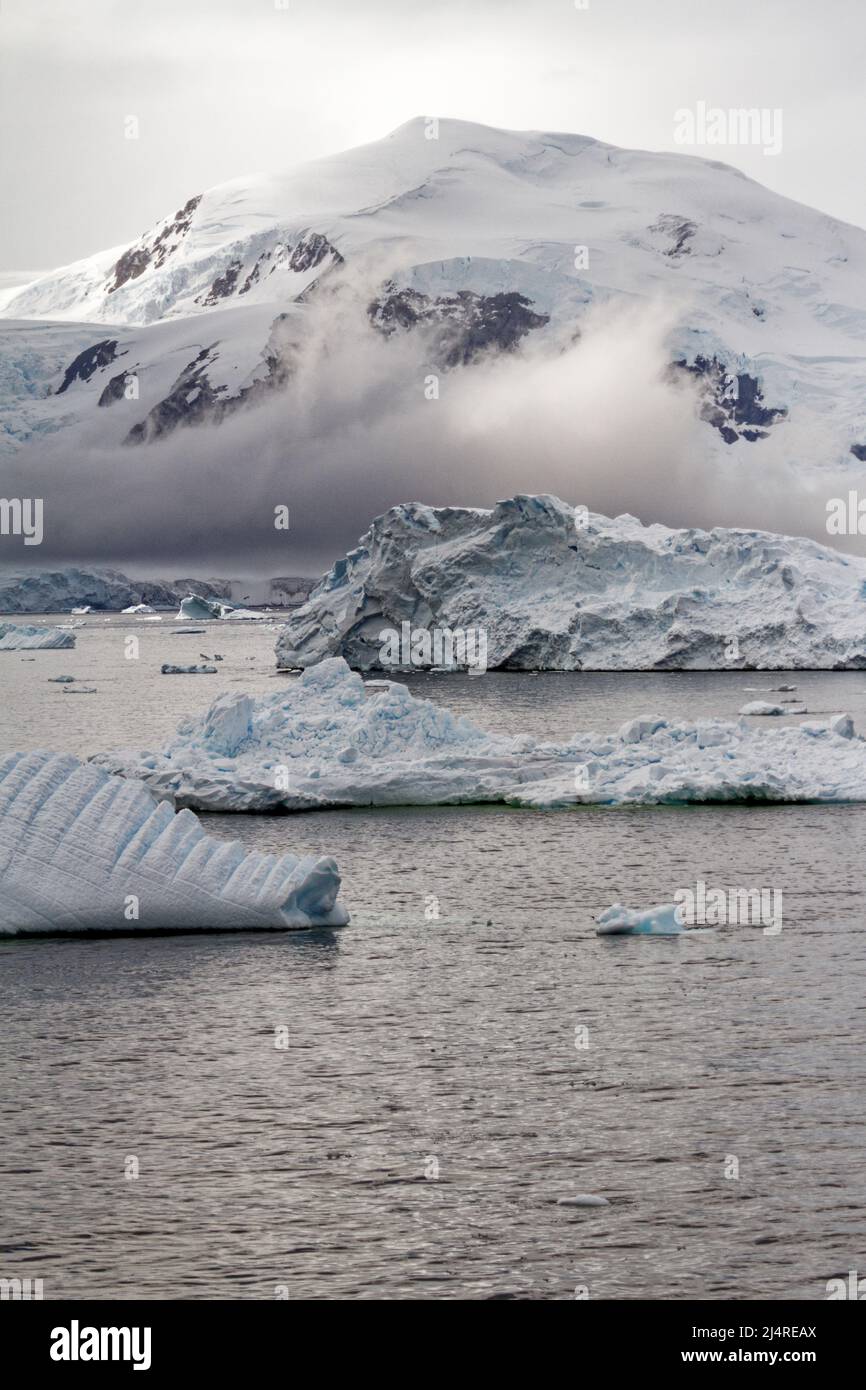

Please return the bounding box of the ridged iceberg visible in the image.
[0,751,348,934]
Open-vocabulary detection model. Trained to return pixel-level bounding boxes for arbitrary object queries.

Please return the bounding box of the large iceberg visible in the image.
[93,656,866,812]
[0,622,75,650]
[0,751,348,934]
[275,497,866,671]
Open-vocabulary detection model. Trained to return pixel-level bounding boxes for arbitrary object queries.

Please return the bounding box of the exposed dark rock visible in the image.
[98,368,138,407]
[649,214,698,259]
[288,231,343,274]
[369,286,549,367]
[107,195,201,293]
[198,260,242,306]
[851,443,866,461]
[125,346,223,443]
[672,354,787,444]
[56,340,121,394]
[239,252,270,294]
[124,317,299,444]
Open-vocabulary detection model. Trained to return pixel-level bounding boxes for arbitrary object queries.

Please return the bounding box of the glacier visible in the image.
[92,656,866,812]
[0,621,75,650]
[0,751,348,934]
[275,496,866,671]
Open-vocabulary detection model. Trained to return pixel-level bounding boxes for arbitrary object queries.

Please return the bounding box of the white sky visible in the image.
[1,0,865,270]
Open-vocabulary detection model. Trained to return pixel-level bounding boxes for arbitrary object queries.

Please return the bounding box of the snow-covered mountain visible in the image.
[275,495,866,671]
[3,117,866,463]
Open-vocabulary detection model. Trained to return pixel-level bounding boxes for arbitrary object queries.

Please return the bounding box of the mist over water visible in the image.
[3,290,858,578]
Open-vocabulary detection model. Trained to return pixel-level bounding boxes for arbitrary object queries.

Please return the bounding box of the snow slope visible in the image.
[3,118,866,463]
[275,495,866,671]
[92,655,866,812]
[0,750,347,933]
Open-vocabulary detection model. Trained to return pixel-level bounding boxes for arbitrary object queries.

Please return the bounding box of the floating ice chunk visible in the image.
[161,663,216,675]
[122,603,156,614]
[596,903,685,936]
[48,675,75,683]
[829,713,855,739]
[176,595,259,622]
[177,594,221,620]
[618,717,668,743]
[0,751,348,934]
[70,605,92,615]
[739,701,807,716]
[0,623,75,651]
[93,658,866,812]
[556,1195,610,1207]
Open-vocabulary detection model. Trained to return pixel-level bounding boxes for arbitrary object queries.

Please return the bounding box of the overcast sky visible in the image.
[1,0,865,271]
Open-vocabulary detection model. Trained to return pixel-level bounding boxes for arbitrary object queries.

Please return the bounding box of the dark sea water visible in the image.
[1,616,865,1299]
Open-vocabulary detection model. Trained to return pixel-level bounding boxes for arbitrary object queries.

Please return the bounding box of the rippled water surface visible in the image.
[2,617,865,1298]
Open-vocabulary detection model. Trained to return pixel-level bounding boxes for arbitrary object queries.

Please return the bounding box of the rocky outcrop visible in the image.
[107,195,202,293]
[672,355,787,443]
[369,286,549,367]
[56,340,121,394]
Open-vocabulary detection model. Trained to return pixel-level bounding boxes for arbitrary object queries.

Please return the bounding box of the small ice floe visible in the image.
[0,623,76,651]
[556,1195,610,1208]
[739,700,807,716]
[62,686,97,694]
[596,903,685,936]
[0,751,348,934]
[161,663,216,675]
[70,605,92,615]
[48,675,75,683]
[122,603,156,614]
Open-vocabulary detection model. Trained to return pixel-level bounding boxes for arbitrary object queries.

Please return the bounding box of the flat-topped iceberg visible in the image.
[0,750,348,934]
[0,622,75,650]
[275,496,866,671]
[92,656,866,812]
